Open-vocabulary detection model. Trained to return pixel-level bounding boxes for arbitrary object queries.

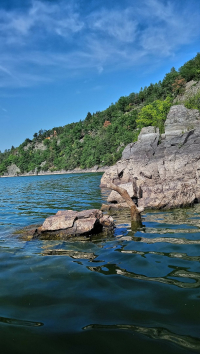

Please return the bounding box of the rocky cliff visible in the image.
[100,105,200,209]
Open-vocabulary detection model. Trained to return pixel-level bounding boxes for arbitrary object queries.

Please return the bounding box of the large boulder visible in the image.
[18,209,115,240]
[40,209,114,235]
[100,105,200,210]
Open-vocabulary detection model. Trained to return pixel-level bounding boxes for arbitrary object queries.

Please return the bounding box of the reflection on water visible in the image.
[88,264,200,288]
[144,205,200,229]
[0,316,43,327]
[119,247,200,262]
[1,174,200,354]
[83,323,200,351]
[132,235,200,244]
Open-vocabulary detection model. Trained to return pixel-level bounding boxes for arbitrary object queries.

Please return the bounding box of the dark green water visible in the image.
[0,173,200,354]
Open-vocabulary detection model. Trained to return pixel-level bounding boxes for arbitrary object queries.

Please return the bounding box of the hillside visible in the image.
[1,53,200,176]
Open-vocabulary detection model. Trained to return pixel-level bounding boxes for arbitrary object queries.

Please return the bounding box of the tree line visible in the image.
[0,53,200,174]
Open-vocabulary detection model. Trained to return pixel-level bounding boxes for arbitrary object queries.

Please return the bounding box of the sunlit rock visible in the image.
[16,209,115,240]
[101,105,200,210]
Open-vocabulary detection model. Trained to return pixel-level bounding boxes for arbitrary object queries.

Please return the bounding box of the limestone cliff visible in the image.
[100,105,200,209]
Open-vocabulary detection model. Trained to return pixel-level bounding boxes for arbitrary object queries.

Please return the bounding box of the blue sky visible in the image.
[0,0,200,151]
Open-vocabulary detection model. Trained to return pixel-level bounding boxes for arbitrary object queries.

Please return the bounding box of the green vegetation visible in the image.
[185,90,200,111]
[136,97,172,133]
[0,53,200,175]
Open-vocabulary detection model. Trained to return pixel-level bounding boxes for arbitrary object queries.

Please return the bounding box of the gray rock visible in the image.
[165,105,200,138]
[174,80,200,103]
[107,182,134,203]
[34,142,47,151]
[138,126,160,143]
[101,105,200,210]
[121,127,160,161]
[29,209,115,239]
[23,143,32,151]
[6,163,20,176]
[42,210,78,231]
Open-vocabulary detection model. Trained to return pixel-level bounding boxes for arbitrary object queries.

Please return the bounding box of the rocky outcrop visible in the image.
[34,142,47,151]
[17,209,114,240]
[23,141,47,151]
[23,143,32,151]
[100,105,200,210]
[4,163,20,176]
[122,126,160,160]
[174,80,200,103]
[164,105,200,139]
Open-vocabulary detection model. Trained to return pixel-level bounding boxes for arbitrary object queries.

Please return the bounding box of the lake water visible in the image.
[0,173,200,354]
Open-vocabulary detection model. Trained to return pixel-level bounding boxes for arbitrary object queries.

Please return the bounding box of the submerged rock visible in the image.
[41,249,97,259]
[16,209,114,240]
[101,105,200,210]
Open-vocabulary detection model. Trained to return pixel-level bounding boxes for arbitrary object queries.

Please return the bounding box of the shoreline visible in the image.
[0,166,109,178]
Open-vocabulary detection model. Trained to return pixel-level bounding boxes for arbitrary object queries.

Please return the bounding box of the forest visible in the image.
[0,53,200,175]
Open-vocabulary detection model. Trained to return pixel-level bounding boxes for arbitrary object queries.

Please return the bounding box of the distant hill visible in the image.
[0,53,200,176]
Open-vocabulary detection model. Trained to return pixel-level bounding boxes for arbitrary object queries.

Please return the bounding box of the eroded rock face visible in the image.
[164,105,200,139]
[18,209,114,240]
[101,105,200,209]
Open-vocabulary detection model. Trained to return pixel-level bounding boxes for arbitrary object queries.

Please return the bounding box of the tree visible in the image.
[172,76,186,95]
[117,96,129,112]
[161,68,179,96]
[85,112,92,121]
[136,97,172,132]
[179,53,200,81]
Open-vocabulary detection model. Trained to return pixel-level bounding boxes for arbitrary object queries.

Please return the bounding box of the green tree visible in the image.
[136,97,172,132]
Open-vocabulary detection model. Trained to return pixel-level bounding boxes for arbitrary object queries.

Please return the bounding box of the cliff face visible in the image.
[100,105,200,209]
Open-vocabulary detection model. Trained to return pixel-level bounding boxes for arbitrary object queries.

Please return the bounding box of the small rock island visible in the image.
[18,209,114,240]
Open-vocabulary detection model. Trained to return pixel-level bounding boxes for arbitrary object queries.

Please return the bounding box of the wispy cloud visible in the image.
[0,1,84,42]
[88,8,138,43]
[139,0,200,56]
[0,0,199,88]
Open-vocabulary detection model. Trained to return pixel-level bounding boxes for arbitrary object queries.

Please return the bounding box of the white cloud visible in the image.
[140,0,200,55]
[88,8,138,43]
[0,0,84,45]
[0,0,199,88]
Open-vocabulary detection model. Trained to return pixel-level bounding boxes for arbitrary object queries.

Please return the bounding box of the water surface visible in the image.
[0,173,200,354]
